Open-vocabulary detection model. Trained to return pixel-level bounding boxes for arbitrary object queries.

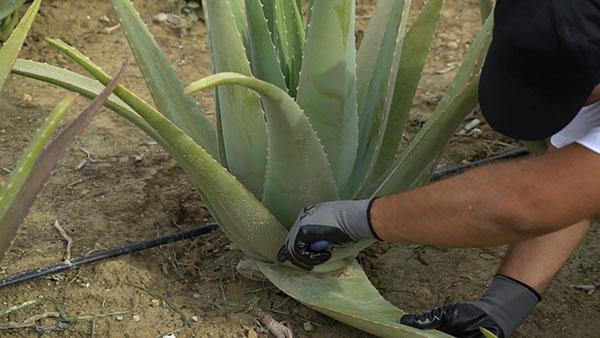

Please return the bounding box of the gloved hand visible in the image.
[401,274,541,338]
[276,199,380,270]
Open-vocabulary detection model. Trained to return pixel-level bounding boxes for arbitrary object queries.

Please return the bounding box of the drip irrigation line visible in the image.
[430,147,529,181]
[0,223,218,290]
[0,147,530,290]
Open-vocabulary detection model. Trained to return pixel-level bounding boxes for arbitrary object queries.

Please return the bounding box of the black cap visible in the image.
[479,0,600,141]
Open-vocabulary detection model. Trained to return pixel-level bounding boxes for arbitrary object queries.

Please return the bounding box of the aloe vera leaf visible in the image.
[0,0,25,21]
[480,327,499,338]
[244,0,286,91]
[521,139,548,155]
[295,0,357,190]
[374,79,480,197]
[0,0,39,92]
[479,0,494,22]
[372,0,445,180]
[11,59,174,154]
[257,260,452,338]
[355,0,399,106]
[228,0,249,51]
[110,0,218,158]
[0,6,17,37]
[305,0,314,30]
[259,0,274,40]
[204,0,268,199]
[371,14,494,197]
[273,0,304,97]
[344,0,410,198]
[43,38,220,172]
[186,72,340,228]
[0,62,126,262]
[0,96,74,262]
[201,0,228,167]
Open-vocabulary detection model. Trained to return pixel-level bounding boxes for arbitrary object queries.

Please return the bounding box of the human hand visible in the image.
[276,199,379,270]
[401,275,541,338]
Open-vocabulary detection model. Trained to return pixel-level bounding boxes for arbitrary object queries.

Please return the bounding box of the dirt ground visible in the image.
[0,0,598,337]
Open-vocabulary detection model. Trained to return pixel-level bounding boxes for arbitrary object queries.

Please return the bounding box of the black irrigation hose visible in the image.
[0,223,219,290]
[430,147,529,181]
[0,147,531,290]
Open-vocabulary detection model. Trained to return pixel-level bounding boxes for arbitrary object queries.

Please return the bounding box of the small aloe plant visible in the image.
[11,0,494,336]
[0,0,28,39]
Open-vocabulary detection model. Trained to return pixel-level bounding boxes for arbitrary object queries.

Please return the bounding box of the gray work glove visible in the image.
[401,274,541,338]
[276,199,380,270]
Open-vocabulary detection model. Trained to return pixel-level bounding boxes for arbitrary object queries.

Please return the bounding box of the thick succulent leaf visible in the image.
[373,79,480,197]
[481,328,500,338]
[345,0,411,198]
[355,0,400,105]
[110,0,218,158]
[0,96,74,262]
[186,73,340,229]
[372,0,445,181]
[244,0,287,91]
[0,0,25,21]
[370,12,494,197]
[204,0,268,199]
[479,0,494,22]
[295,0,357,190]
[229,0,249,52]
[0,6,17,38]
[259,0,275,41]
[0,62,126,262]
[0,0,39,92]
[11,59,174,153]
[305,0,314,30]
[521,139,548,155]
[272,0,304,97]
[257,260,451,338]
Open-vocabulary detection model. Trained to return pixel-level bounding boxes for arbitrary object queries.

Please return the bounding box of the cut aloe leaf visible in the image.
[257,260,452,338]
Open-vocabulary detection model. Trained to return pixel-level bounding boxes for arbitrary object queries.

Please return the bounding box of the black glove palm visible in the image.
[401,303,504,338]
[401,275,541,338]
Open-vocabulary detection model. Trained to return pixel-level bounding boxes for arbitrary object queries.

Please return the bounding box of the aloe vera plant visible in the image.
[11,0,494,336]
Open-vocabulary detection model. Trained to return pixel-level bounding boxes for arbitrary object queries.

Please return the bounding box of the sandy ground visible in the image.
[0,0,598,337]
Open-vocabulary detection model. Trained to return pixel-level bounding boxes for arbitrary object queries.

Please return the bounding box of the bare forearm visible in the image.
[370,144,600,247]
[498,219,590,294]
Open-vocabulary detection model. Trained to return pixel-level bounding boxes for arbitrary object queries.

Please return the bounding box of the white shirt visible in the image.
[550,100,600,153]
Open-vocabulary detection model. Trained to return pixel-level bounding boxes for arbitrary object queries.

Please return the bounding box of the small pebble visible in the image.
[133,314,141,322]
[151,299,161,306]
[303,322,314,332]
[447,41,459,49]
[191,315,199,323]
[116,315,124,321]
[247,328,258,338]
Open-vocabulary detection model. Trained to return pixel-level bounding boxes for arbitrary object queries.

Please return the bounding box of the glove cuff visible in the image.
[340,199,380,240]
[473,274,540,337]
[366,197,382,240]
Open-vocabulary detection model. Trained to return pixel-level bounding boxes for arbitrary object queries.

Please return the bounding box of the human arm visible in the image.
[400,144,592,337]
[371,142,600,247]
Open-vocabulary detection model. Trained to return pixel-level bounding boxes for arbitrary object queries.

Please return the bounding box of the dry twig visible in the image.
[54,220,73,261]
